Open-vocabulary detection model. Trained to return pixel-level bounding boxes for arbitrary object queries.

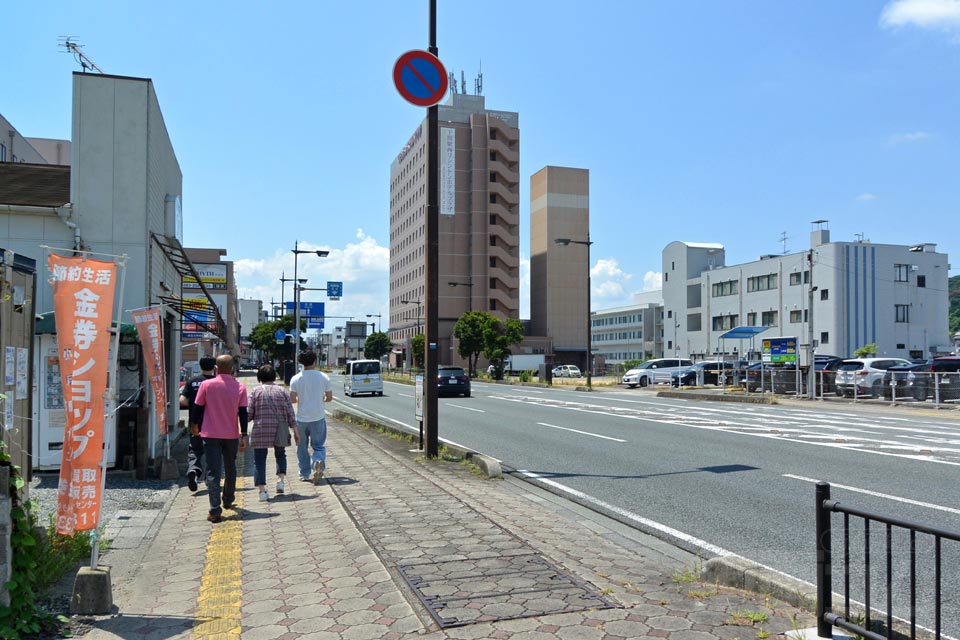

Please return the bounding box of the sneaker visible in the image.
[259,490,269,502]
[276,480,285,494]
[207,512,222,523]
[312,460,325,485]
[187,470,198,492]
[300,475,311,482]
[222,501,235,509]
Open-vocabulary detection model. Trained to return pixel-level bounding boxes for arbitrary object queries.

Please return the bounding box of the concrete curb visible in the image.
[702,556,816,612]
[330,408,503,479]
[656,389,777,404]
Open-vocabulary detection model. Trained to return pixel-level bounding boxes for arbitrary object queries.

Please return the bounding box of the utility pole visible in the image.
[807,248,816,400]
[423,0,440,458]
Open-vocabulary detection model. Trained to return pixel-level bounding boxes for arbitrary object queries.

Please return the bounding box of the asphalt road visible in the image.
[330,374,960,636]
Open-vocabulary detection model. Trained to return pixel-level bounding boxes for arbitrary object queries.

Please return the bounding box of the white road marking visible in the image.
[447,404,485,413]
[517,470,732,556]
[784,474,960,516]
[536,422,626,442]
[397,393,413,398]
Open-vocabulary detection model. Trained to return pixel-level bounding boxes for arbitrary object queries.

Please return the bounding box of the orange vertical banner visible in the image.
[49,254,118,535]
[131,307,168,436]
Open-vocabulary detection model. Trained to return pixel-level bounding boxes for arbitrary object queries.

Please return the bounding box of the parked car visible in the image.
[743,362,796,392]
[552,364,582,378]
[438,366,471,397]
[622,358,693,388]
[670,361,735,387]
[812,355,843,396]
[343,359,383,397]
[929,356,960,401]
[834,357,912,398]
[880,364,930,401]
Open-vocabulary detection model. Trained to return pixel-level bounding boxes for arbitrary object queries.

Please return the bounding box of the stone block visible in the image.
[158,457,180,480]
[71,565,113,614]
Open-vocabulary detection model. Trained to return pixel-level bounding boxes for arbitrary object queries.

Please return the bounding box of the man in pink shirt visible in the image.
[195,354,249,523]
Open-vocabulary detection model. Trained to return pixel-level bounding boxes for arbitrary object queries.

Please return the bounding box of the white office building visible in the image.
[662,227,950,363]
[592,290,663,364]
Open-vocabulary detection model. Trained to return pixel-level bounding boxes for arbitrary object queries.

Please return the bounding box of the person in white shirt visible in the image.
[289,350,334,484]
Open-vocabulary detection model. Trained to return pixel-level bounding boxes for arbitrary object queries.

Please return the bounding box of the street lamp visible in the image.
[292,242,329,367]
[555,237,594,390]
[447,280,474,312]
[399,299,422,333]
[366,313,382,333]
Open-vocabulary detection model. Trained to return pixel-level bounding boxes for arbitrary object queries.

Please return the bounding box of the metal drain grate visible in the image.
[397,553,616,628]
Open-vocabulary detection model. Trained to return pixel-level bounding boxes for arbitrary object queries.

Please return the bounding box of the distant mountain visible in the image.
[950,275,960,336]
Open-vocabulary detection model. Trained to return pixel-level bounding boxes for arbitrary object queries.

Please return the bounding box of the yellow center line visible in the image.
[192,463,245,639]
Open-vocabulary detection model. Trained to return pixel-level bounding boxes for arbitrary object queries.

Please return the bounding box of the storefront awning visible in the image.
[720,326,769,340]
[151,233,227,340]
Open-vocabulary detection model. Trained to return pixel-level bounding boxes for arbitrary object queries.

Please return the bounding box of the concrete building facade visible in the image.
[662,228,950,363]
[592,290,663,365]
[388,93,520,367]
[530,166,590,370]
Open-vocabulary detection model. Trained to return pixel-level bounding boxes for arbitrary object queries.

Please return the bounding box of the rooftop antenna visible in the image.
[474,61,483,96]
[779,231,790,254]
[448,71,457,95]
[58,37,104,74]
[461,70,466,96]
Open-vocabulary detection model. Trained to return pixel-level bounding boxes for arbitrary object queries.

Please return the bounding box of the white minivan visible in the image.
[344,359,383,397]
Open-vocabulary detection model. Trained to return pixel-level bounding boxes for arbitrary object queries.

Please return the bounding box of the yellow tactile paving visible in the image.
[191,472,245,639]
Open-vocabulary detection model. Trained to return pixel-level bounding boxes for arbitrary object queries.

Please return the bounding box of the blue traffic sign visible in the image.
[274,329,286,340]
[327,281,343,298]
[285,301,325,329]
[393,50,448,107]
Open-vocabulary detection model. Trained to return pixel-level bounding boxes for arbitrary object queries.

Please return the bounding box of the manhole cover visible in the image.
[397,553,616,628]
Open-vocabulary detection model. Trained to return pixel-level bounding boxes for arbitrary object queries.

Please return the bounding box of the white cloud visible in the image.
[641,271,663,291]
[519,255,530,320]
[234,229,389,332]
[855,192,878,202]
[880,0,960,30]
[888,131,931,144]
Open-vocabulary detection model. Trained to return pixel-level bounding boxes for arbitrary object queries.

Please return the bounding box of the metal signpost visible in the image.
[393,3,446,457]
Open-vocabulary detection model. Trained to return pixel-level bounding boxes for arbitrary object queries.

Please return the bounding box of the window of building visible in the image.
[711,314,738,331]
[490,236,496,246]
[789,272,802,286]
[820,289,829,301]
[761,310,778,326]
[895,304,910,323]
[489,172,496,182]
[11,155,16,163]
[820,331,829,345]
[747,273,778,292]
[489,278,496,289]
[917,275,926,288]
[489,214,496,225]
[490,257,496,268]
[897,343,906,349]
[747,312,757,326]
[489,299,496,310]
[894,264,909,282]
[671,261,675,270]
[490,130,497,140]
[667,310,672,318]
[0,143,5,161]
[789,309,802,323]
[712,280,738,297]
[489,152,496,161]
[489,194,497,204]
[664,273,668,282]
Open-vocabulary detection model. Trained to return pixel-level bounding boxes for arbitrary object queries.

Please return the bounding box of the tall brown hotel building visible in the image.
[389,93,520,366]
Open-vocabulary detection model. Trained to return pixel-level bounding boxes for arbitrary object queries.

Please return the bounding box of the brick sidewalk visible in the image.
[81,416,814,639]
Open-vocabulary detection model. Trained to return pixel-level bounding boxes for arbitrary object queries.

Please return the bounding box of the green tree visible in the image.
[453,311,491,377]
[248,315,306,363]
[949,275,960,336]
[410,333,425,369]
[363,331,392,360]
[482,316,524,376]
[854,343,878,357]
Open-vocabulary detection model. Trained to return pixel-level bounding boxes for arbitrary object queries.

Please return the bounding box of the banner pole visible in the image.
[91,254,127,571]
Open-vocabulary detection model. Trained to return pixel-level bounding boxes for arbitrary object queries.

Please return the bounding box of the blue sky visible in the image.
[6,1,960,330]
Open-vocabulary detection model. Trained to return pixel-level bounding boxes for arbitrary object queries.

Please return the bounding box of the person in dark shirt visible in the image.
[180,356,216,492]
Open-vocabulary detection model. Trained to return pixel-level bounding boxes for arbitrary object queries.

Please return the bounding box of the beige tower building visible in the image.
[530,166,590,371]
[389,93,520,366]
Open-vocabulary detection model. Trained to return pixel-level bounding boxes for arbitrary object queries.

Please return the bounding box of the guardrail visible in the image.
[740,370,960,405]
[815,482,959,640]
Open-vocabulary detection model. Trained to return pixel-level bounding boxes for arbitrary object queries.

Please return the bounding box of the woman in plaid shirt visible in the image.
[248,365,298,501]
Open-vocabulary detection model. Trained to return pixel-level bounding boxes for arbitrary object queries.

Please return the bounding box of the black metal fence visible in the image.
[816,482,960,640]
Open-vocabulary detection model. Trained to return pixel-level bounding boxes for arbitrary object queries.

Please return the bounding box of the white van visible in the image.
[344,359,383,397]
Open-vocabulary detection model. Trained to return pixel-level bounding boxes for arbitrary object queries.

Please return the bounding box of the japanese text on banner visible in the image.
[131,307,168,436]
[48,255,118,535]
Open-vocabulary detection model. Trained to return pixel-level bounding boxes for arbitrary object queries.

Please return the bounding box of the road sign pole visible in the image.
[424,0,440,458]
